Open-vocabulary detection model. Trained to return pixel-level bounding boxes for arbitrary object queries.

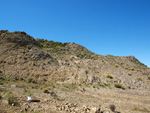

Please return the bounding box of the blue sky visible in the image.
[1,0,150,67]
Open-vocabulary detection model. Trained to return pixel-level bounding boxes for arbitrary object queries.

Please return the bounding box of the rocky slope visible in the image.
[0,30,150,90]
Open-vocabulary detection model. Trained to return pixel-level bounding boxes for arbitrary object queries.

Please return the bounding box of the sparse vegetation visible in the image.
[130,67,134,71]
[136,77,142,81]
[23,87,27,93]
[43,88,49,93]
[114,64,118,67]
[8,95,19,106]
[0,77,6,85]
[106,74,113,79]
[101,59,104,62]
[114,84,125,90]
[27,78,37,84]
[52,84,56,89]
[36,39,68,48]
[100,83,111,88]
[125,67,135,71]
[133,105,150,112]
[125,67,129,70]
[128,72,131,76]
[15,84,19,87]
[63,83,78,90]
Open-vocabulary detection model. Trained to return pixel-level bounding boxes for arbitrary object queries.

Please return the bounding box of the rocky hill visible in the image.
[0,30,150,89]
[1,30,150,113]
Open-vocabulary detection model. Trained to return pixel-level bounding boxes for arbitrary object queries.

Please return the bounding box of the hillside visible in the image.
[1,30,149,89]
[0,30,150,113]
[35,38,150,90]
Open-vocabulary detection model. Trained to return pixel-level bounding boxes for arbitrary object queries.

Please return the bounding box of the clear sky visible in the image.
[1,0,150,67]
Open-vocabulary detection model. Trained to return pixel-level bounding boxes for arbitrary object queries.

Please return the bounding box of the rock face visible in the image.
[0,30,150,89]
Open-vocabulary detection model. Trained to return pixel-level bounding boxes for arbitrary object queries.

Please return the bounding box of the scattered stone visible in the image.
[109,104,116,112]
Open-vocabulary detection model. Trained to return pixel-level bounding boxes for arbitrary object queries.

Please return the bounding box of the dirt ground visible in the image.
[0,81,150,113]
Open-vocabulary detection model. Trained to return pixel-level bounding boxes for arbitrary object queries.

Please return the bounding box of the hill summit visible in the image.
[0,30,150,89]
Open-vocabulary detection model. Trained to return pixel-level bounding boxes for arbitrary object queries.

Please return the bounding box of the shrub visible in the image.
[101,59,104,62]
[79,84,82,87]
[0,30,8,33]
[52,85,55,89]
[114,64,118,67]
[93,85,95,88]
[43,88,49,93]
[23,87,27,93]
[36,39,68,48]
[106,83,111,88]
[148,76,150,80]
[20,31,27,35]
[15,84,19,87]
[0,77,6,85]
[130,68,134,71]
[27,78,37,84]
[100,83,111,88]
[106,74,113,79]
[136,77,142,81]
[125,67,129,70]
[114,84,125,90]
[8,95,19,106]
[28,78,33,83]
[128,72,131,76]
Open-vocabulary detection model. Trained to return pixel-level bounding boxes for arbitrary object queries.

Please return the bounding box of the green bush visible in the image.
[8,95,19,106]
[27,78,37,84]
[101,59,104,62]
[106,74,113,79]
[36,39,68,48]
[136,77,142,81]
[130,68,134,71]
[0,77,6,85]
[100,83,111,88]
[128,72,131,76]
[43,88,49,93]
[52,85,55,89]
[114,84,125,90]
[28,78,33,83]
[23,87,27,93]
[114,64,118,67]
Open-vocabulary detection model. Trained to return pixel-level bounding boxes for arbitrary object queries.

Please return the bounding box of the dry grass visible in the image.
[0,81,150,113]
